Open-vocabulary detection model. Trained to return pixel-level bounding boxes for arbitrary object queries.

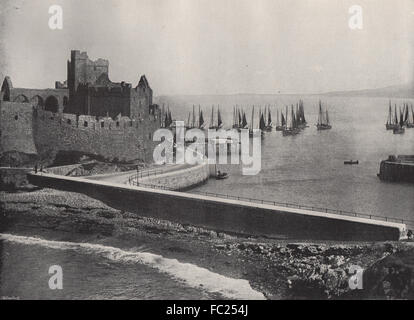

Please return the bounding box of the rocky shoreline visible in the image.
[1,188,413,299]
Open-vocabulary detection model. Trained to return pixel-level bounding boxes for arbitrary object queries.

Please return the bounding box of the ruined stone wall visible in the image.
[0,101,37,155]
[33,108,161,163]
[0,101,161,165]
[130,86,152,120]
[68,50,109,96]
[76,85,132,118]
[9,88,68,111]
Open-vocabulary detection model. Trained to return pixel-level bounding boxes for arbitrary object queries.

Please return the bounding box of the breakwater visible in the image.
[131,162,211,191]
[378,155,414,183]
[27,172,406,241]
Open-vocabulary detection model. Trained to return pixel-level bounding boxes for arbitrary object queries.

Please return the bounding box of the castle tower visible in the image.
[67,50,110,115]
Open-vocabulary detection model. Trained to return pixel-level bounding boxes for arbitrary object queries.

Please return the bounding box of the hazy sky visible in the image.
[0,0,413,95]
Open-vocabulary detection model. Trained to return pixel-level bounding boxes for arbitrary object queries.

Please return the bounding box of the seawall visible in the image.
[27,172,406,241]
[136,162,211,190]
[378,156,414,183]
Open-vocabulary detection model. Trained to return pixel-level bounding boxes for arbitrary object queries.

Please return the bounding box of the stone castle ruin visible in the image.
[0,50,161,166]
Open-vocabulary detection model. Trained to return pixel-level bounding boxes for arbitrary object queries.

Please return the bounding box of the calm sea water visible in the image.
[162,95,414,224]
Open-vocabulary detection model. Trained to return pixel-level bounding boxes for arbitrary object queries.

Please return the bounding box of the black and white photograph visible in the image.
[0,0,414,305]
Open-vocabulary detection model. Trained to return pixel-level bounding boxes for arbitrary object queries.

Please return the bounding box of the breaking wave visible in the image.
[0,233,265,300]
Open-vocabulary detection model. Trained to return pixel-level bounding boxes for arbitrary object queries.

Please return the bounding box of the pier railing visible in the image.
[127,180,414,230]
[127,169,169,185]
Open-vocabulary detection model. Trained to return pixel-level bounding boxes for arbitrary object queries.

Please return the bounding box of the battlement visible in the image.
[34,108,159,132]
[71,50,109,66]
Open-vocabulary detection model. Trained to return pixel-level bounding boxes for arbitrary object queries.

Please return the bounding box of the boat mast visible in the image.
[198,105,201,128]
[251,106,255,130]
[268,106,272,126]
[276,109,279,126]
[217,106,222,128]
[318,101,322,126]
[411,104,414,123]
[192,105,195,128]
[211,105,214,128]
[387,101,392,125]
[394,104,398,125]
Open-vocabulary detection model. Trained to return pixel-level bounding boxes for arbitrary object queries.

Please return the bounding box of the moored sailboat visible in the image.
[316,100,332,130]
[259,108,266,137]
[249,106,255,137]
[282,105,300,136]
[408,104,414,128]
[385,100,398,130]
[217,107,223,129]
[296,100,308,129]
[275,109,284,131]
[209,105,223,130]
[393,105,405,134]
[264,106,273,131]
[198,105,205,129]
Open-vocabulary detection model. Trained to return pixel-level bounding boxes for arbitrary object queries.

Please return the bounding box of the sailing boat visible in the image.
[316,100,332,130]
[185,106,197,142]
[198,105,205,129]
[259,108,266,137]
[191,105,196,129]
[385,100,398,130]
[393,105,405,134]
[217,106,223,129]
[232,106,244,131]
[275,109,284,131]
[241,110,248,130]
[407,104,414,128]
[164,106,173,128]
[249,106,255,137]
[186,112,191,130]
[402,102,414,128]
[209,105,215,129]
[238,108,242,130]
[297,100,308,129]
[264,106,273,131]
[209,105,223,129]
[233,106,243,130]
[282,105,300,136]
[276,109,286,131]
[161,104,165,127]
[232,106,237,129]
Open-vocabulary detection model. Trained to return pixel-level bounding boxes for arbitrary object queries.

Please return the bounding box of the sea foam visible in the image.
[0,233,265,300]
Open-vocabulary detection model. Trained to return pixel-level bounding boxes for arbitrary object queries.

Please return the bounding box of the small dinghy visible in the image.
[344,160,359,165]
[215,165,229,180]
[216,172,229,180]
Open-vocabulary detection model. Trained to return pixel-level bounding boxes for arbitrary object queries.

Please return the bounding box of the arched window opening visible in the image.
[14,94,29,103]
[30,95,44,107]
[44,96,59,113]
